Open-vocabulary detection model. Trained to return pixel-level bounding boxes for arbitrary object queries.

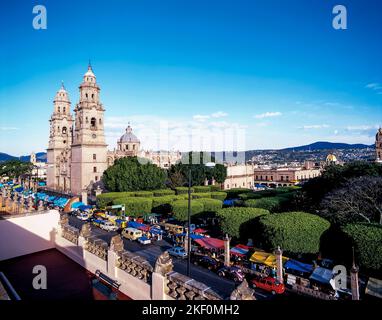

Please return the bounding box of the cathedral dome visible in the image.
[120,125,140,143]
[326,154,337,163]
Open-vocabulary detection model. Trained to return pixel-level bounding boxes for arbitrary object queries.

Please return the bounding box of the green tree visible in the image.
[0,160,34,179]
[113,197,153,217]
[258,212,330,255]
[321,176,382,225]
[342,223,382,272]
[102,157,167,192]
[169,152,227,186]
[171,199,204,221]
[216,207,269,239]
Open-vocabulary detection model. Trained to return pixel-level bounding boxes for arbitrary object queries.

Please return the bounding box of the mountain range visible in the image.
[0,141,374,162]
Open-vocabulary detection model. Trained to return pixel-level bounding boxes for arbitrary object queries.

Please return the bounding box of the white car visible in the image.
[100,221,119,232]
[137,236,151,245]
[77,212,90,221]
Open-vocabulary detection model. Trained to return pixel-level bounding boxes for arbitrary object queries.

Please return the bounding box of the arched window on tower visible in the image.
[92,94,94,100]
[62,127,67,135]
[90,117,97,129]
[99,118,102,125]
[63,106,66,113]
[58,106,60,113]
[85,93,88,99]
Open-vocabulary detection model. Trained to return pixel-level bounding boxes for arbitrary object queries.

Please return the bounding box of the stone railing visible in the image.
[84,236,108,260]
[116,250,153,284]
[291,283,337,300]
[166,271,223,300]
[61,224,79,245]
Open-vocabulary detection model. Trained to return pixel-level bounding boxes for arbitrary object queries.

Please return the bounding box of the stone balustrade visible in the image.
[61,224,79,245]
[166,271,223,300]
[116,250,153,284]
[84,236,108,260]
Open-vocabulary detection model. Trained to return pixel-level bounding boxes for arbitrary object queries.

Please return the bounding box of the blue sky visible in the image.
[0,0,381,155]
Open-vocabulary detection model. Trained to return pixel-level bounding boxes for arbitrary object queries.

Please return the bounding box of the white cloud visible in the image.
[193,111,228,122]
[300,124,330,130]
[0,127,19,131]
[254,111,282,119]
[211,111,228,118]
[193,114,210,122]
[365,83,382,94]
[346,125,378,131]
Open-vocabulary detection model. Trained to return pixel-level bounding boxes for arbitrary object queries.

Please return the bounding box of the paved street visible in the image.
[68,216,273,299]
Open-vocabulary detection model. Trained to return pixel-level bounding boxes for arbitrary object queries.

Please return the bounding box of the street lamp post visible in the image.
[186,162,216,278]
[187,168,192,277]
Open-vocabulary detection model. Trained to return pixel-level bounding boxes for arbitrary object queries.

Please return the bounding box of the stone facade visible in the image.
[254,165,321,187]
[107,125,182,169]
[224,164,255,190]
[47,64,181,196]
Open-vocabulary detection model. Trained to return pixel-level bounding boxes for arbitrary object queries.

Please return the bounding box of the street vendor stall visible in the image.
[231,244,251,258]
[249,251,289,268]
[284,259,314,278]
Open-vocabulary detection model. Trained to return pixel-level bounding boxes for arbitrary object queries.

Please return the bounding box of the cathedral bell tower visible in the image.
[70,63,108,195]
[47,83,74,190]
[376,128,382,163]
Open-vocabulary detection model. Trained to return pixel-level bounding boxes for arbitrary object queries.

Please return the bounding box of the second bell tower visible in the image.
[70,63,108,195]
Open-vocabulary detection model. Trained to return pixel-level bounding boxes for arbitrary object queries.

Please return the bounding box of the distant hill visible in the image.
[0,152,47,163]
[281,141,374,151]
[0,152,16,162]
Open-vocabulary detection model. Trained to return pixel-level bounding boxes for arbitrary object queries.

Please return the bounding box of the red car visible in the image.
[251,276,285,295]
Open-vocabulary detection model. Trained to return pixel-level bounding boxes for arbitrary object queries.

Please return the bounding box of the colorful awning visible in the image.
[231,244,250,257]
[284,259,314,274]
[249,251,289,268]
[194,237,225,250]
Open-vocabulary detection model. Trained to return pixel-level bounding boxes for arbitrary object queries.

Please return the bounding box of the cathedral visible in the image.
[47,64,181,197]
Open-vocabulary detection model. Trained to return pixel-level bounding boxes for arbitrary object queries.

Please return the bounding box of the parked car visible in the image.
[168,246,187,259]
[99,221,119,232]
[217,266,245,283]
[191,255,222,271]
[121,227,143,241]
[137,236,151,245]
[92,218,105,227]
[251,276,285,295]
[77,212,91,221]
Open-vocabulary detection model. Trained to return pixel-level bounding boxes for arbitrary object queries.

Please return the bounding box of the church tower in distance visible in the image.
[376,128,382,163]
[47,83,73,190]
[70,63,108,195]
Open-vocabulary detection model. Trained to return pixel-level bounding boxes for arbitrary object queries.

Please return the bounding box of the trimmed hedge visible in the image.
[175,187,194,195]
[244,197,287,213]
[151,195,177,214]
[210,185,222,192]
[171,200,204,221]
[342,223,382,272]
[134,191,154,197]
[211,192,227,201]
[113,197,153,217]
[258,212,330,255]
[197,198,223,212]
[226,188,252,199]
[238,192,262,200]
[216,207,269,239]
[194,186,211,193]
[152,189,176,197]
[96,192,135,207]
[192,193,211,199]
